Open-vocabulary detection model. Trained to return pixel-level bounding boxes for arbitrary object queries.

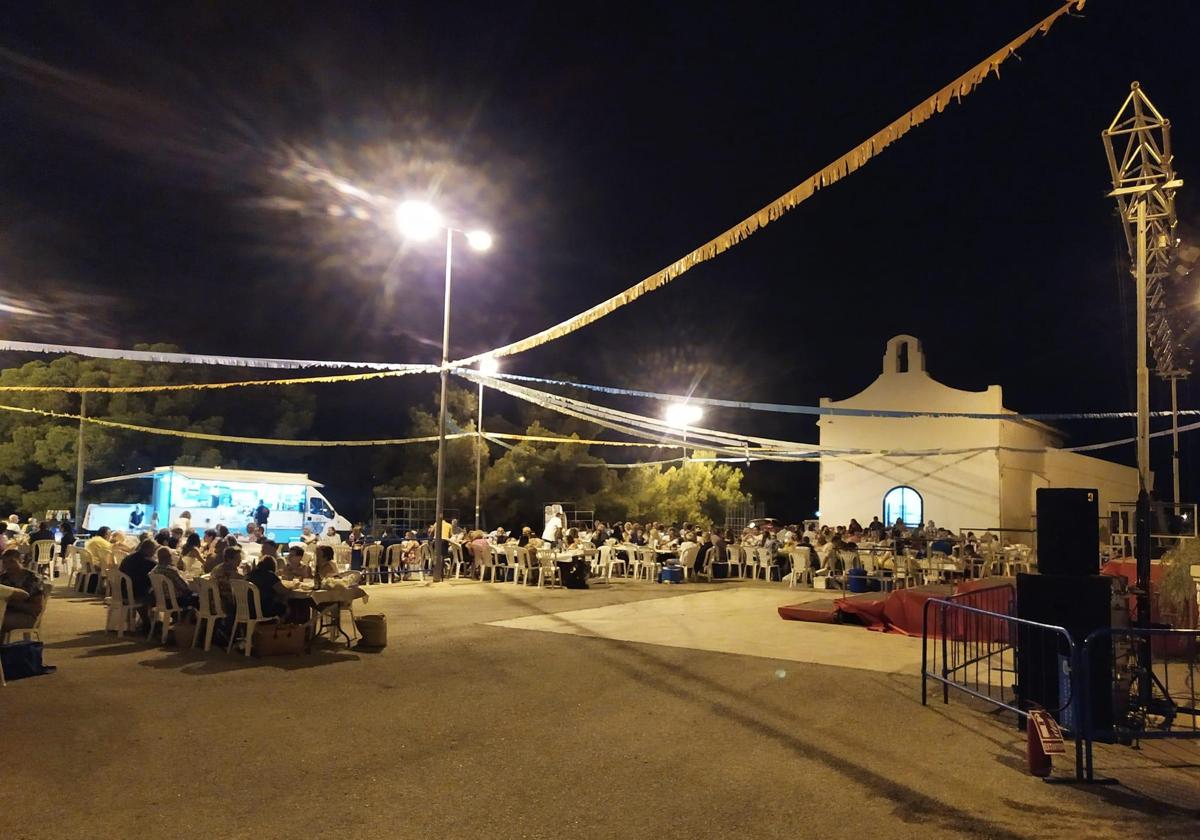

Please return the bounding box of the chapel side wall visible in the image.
[997,419,1055,538]
[1042,449,1142,519]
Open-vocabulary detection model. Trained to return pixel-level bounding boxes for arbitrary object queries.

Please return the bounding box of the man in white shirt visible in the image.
[542,512,563,544]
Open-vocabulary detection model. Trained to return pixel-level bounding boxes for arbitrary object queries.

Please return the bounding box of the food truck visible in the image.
[83,465,351,541]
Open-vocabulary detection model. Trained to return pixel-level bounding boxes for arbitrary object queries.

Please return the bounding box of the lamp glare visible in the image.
[466,230,493,252]
[665,402,703,428]
[395,200,443,241]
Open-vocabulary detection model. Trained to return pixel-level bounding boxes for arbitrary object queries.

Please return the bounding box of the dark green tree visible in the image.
[0,346,315,515]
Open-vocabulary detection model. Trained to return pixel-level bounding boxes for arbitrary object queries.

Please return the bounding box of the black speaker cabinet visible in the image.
[1036,487,1099,577]
[1016,573,1112,731]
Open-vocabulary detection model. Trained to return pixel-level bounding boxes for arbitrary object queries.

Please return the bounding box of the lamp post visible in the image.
[475,357,499,530]
[395,200,491,581]
[664,402,703,458]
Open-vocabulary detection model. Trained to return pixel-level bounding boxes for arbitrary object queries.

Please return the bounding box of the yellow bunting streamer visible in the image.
[0,367,436,393]
[0,403,467,447]
[452,0,1086,366]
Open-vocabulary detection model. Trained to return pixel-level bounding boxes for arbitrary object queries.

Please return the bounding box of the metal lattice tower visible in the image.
[1102,82,1187,375]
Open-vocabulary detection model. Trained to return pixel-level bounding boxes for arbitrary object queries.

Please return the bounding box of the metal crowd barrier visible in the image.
[922,593,1200,782]
[1078,626,1200,782]
[921,586,1068,716]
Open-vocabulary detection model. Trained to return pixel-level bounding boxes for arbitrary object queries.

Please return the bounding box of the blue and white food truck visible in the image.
[83,465,351,542]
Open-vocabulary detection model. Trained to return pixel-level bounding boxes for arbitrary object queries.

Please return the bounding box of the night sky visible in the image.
[3,1,1200,520]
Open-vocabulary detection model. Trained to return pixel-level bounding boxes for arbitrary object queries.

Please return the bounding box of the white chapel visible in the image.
[817,335,1139,534]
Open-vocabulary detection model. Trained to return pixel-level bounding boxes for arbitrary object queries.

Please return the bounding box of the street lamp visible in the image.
[664,402,703,459]
[475,357,500,530]
[396,199,491,581]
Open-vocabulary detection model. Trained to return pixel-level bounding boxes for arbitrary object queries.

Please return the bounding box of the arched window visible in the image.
[883,486,923,528]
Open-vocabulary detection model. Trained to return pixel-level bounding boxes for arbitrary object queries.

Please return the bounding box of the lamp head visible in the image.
[466,229,493,252]
[664,402,703,428]
[395,200,443,241]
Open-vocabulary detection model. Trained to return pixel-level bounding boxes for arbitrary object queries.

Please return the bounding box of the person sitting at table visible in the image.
[466,530,490,573]
[119,540,158,626]
[29,518,54,546]
[378,527,400,550]
[399,530,421,562]
[0,548,45,634]
[346,523,366,571]
[152,546,199,610]
[178,532,205,575]
[563,528,582,549]
[204,536,233,574]
[695,530,726,577]
[314,545,367,599]
[300,525,318,546]
[318,525,342,546]
[280,545,313,581]
[659,527,680,550]
[85,526,114,570]
[110,530,134,565]
[199,527,218,557]
[211,546,244,607]
[57,519,74,562]
[246,556,289,619]
[516,526,534,548]
[259,539,280,561]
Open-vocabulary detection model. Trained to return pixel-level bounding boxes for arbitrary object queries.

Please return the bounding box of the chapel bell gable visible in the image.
[883,334,925,375]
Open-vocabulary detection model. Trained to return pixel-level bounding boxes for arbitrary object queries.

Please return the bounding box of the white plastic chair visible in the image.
[228,579,277,656]
[504,544,523,583]
[384,544,405,581]
[788,547,812,588]
[756,548,781,582]
[61,543,79,586]
[74,546,94,592]
[333,544,352,572]
[32,540,56,580]
[890,553,915,590]
[448,541,470,579]
[725,545,746,579]
[406,544,430,581]
[677,545,699,582]
[535,550,560,588]
[362,544,385,584]
[147,573,186,645]
[105,570,139,637]
[193,578,225,652]
[631,547,660,582]
[604,545,629,580]
[507,546,534,585]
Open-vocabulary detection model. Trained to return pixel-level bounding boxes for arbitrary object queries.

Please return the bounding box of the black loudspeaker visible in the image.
[1016,573,1112,731]
[1036,487,1099,577]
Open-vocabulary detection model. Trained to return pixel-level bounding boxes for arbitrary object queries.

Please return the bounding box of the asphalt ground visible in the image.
[4,579,1198,840]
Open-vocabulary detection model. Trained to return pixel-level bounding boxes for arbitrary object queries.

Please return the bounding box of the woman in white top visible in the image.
[318,525,342,546]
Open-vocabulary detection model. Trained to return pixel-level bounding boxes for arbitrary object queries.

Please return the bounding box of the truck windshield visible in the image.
[309,497,332,517]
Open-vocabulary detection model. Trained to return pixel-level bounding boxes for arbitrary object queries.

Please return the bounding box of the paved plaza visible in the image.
[5,579,1198,840]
